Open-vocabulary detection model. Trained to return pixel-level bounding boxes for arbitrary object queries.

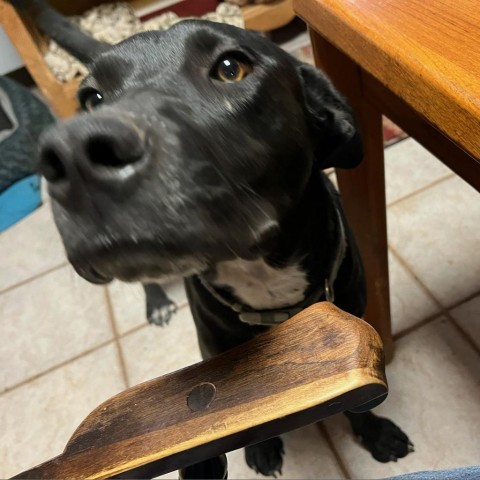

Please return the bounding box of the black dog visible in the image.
[13,1,413,476]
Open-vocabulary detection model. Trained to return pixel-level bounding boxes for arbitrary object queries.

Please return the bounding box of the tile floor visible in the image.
[1,137,479,479]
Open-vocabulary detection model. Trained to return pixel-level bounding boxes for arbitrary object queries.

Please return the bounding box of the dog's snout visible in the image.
[40,147,67,183]
[85,131,144,169]
[39,116,146,200]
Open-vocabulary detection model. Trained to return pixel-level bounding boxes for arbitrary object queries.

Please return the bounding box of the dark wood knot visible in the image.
[187,382,216,412]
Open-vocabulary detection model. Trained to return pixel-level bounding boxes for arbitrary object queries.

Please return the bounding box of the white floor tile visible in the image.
[385,139,452,205]
[324,317,480,478]
[450,295,480,350]
[388,176,480,307]
[0,343,125,478]
[389,251,439,335]
[0,204,66,292]
[0,266,112,391]
[120,306,201,386]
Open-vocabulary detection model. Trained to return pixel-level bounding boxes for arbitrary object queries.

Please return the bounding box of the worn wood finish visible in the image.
[310,33,393,361]
[294,0,480,163]
[14,303,387,479]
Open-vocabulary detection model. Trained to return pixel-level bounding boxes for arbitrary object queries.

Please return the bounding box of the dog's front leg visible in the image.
[142,283,178,326]
[344,410,414,462]
[245,437,285,477]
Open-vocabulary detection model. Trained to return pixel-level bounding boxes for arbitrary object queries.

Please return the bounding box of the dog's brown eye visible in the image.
[214,55,252,82]
[79,89,104,111]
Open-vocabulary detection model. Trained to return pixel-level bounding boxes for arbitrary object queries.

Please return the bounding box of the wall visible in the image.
[0,26,23,75]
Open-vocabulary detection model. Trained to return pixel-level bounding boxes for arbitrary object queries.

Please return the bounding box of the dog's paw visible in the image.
[245,437,284,477]
[346,411,414,463]
[366,418,414,462]
[143,283,178,327]
[147,303,177,326]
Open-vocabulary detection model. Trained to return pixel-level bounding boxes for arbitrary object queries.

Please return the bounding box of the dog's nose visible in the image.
[39,115,145,202]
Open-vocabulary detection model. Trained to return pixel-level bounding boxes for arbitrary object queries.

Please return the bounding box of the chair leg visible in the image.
[309,30,393,361]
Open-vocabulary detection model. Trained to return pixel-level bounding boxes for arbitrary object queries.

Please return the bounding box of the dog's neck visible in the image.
[211,257,309,310]
[205,172,342,314]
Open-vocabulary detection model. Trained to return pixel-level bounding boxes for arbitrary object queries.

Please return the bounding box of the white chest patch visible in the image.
[213,258,309,310]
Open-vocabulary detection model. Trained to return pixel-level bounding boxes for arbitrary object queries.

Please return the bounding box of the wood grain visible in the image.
[294,0,480,163]
[13,302,386,479]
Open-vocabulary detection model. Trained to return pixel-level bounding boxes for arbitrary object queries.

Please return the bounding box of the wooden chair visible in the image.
[294,0,480,362]
[12,303,387,479]
[0,0,295,118]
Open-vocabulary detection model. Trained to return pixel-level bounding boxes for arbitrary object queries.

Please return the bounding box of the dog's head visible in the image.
[38,20,362,284]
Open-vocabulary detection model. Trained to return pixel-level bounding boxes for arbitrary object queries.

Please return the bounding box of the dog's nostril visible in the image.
[40,148,66,182]
[86,135,143,168]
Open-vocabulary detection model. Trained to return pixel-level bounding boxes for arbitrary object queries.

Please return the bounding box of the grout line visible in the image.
[446,313,480,358]
[387,172,455,209]
[384,134,410,149]
[1,338,115,396]
[394,290,480,341]
[389,245,444,307]
[444,290,480,312]
[389,247,480,343]
[104,287,130,389]
[393,312,442,341]
[390,244,447,341]
[0,262,68,296]
[118,321,147,338]
[388,171,455,206]
[390,247,480,313]
[316,422,351,480]
[0,299,191,398]
[118,302,190,339]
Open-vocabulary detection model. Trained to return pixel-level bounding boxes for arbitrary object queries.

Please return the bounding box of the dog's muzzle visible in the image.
[38,109,280,284]
[39,114,147,203]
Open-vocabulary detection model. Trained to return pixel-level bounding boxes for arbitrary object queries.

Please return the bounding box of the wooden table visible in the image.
[294,0,480,360]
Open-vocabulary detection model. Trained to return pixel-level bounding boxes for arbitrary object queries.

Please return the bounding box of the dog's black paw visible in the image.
[345,411,414,463]
[143,283,178,327]
[147,302,177,326]
[245,437,284,477]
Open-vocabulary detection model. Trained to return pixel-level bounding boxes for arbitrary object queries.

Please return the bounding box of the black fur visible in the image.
[13,1,413,476]
[143,283,177,326]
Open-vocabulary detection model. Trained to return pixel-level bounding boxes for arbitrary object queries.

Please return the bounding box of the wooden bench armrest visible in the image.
[13,302,387,479]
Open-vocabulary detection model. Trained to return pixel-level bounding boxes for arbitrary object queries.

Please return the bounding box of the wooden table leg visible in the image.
[309,30,393,361]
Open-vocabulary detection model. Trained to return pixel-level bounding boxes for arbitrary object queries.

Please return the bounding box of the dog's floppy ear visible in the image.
[296,62,363,170]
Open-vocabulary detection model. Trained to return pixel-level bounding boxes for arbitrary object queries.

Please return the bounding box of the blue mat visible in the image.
[0,77,54,233]
[0,174,42,232]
